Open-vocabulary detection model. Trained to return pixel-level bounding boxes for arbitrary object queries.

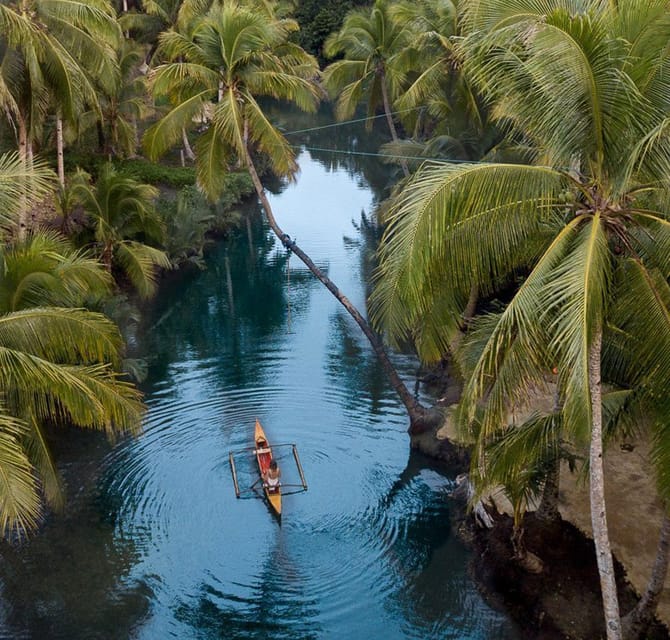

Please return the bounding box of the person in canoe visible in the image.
[263,459,281,492]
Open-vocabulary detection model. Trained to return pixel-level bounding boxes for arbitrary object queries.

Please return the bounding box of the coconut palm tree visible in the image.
[322,0,415,176]
[0,152,55,234]
[370,2,670,637]
[0,152,145,537]
[69,163,170,299]
[79,39,152,158]
[0,230,113,312]
[143,0,428,424]
[0,0,121,188]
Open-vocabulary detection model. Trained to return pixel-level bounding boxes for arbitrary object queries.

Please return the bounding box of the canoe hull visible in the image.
[254,419,282,517]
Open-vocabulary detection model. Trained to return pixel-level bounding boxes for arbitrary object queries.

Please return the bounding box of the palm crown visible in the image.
[143,1,320,199]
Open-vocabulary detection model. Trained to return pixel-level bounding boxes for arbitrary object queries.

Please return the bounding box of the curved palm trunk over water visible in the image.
[244,149,426,425]
[589,328,622,640]
[622,512,670,640]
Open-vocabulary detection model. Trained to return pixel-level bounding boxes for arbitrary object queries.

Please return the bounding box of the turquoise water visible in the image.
[0,110,520,639]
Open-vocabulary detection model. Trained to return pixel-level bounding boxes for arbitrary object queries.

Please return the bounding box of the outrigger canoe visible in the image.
[254,419,281,517]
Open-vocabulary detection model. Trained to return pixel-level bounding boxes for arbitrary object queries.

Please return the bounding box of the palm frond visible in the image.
[23,415,63,511]
[115,241,171,300]
[370,161,568,346]
[542,215,611,441]
[0,153,56,228]
[245,96,298,178]
[0,407,40,537]
[143,89,212,160]
[0,308,123,366]
[194,126,230,202]
[457,218,582,437]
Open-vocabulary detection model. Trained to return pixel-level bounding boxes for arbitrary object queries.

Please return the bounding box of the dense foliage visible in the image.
[1,2,670,638]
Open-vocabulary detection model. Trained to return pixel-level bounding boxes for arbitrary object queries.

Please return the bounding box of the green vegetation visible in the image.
[0,153,144,536]
[369,2,670,637]
[1,2,670,638]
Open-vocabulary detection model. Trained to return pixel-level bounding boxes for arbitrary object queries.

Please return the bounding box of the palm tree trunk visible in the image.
[17,114,29,239]
[536,456,561,522]
[589,327,622,640]
[102,243,113,273]
[379,68,409,178]
[537,390,562,523]
[182,128,196,161]
[449,283,479,356]
[56,112,65,188]
[621,511,670,639]
[244,147,427,425]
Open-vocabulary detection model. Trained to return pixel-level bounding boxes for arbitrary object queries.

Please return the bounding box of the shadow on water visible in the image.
[141,203,319,395]
[379,451,521,639]
[0,430,152,640]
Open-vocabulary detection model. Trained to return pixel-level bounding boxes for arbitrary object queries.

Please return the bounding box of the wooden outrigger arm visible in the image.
[292,445,308,491]
[228,441,307,501]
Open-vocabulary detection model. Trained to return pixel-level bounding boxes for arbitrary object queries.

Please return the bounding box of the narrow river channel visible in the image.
[0,107,521,639]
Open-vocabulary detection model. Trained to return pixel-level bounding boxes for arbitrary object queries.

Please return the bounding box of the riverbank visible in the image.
[465,510,668,639]
[417,395,670,638]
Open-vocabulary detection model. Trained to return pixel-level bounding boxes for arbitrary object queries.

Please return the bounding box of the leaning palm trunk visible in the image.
[589,328,622,640]
[244,147,427,425]
[621,512,670,640]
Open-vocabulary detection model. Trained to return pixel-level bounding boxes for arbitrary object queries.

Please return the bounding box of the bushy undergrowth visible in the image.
[114,158,197,188]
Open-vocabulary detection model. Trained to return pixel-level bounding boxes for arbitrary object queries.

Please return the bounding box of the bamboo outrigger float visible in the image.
[229,419,308,519]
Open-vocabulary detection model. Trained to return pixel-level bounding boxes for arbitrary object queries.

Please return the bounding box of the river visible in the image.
[0,107,521,639]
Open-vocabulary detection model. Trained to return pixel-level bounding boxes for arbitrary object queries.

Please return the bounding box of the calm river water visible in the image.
[0,108,521,639]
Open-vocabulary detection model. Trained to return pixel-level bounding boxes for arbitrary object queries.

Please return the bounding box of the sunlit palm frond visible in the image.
[245,97,298,178]
[0,308,123,365]
[457,220,581,434]
[58,364,144,436]
[461,0,598,34]
[0,408,41,537]
[610,260,670,399]
[143,89,212,161]
[23,414,63,511]
[462,4,646,177]
[150,62,217,100]
[371,161,568,344]
[0,153,56,228]
[542,216,611,441]
[194,127,230,202]
[0,348,141,434]
[0,230,112,311]
[622,119,670,188]
[115,241,170,300]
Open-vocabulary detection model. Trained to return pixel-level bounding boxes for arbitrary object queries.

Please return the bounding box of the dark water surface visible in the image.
[0,109,520,639]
